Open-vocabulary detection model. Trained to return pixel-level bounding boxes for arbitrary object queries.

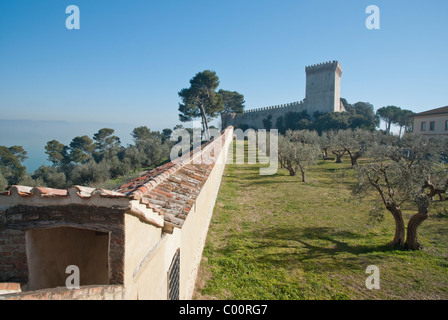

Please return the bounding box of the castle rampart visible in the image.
[223,61,344,130]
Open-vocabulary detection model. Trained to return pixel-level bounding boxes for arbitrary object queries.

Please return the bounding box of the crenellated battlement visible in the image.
[244,100,305,113]
[305,60,341,75]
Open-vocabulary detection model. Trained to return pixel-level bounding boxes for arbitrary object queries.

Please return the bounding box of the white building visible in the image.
[413,106,448,135]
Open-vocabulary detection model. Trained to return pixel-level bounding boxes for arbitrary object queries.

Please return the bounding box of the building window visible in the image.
[421,122,426,131]
[167,249,180,300]
[429,121,435,131]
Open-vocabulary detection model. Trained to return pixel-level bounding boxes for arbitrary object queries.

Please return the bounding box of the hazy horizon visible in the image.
[0,118,146,172]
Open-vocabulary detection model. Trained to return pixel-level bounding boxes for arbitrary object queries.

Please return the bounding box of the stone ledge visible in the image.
[0,284,124,300]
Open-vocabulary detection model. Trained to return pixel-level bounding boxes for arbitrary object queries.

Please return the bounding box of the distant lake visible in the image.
[0,119,143,173]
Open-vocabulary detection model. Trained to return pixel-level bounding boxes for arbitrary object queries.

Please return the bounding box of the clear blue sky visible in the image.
[1,0,447,131]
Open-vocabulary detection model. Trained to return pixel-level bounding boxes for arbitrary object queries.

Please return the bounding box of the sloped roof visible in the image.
[413,106,448,117]
[113,133,225,227]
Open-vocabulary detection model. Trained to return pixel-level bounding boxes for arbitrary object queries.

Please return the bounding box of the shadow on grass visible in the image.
[244,178,300,187]
[326,166,353,172]
[218,226,396,273]
[268,226,393,253]
[227,166,302,186]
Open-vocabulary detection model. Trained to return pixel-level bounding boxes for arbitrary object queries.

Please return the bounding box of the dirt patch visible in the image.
[192,257,218,300]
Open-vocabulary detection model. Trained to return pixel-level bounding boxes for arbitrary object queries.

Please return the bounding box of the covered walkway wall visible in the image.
[0,127,234,300]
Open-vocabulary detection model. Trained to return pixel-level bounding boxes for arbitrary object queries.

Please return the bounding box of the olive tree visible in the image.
[326,129,374,166]
[326,130,347,163]
[354,133,448,250]
[278,130,321,182]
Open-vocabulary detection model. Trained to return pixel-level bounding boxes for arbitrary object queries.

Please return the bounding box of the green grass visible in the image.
[194,141,448,300]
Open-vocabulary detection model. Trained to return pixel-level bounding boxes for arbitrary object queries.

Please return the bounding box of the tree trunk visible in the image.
[332,150,345,163]
[300,167,306,183]
[386,121,391,134]
[405,195,430,250]
[386,203,406,248]
[405,212,428,250]
[287,167,297,176]
[335,154,343,163]
[285,162,297,176]
[199,104,210,140]
[349,153,361,167]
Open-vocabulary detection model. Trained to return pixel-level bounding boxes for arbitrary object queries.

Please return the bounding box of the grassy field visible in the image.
[194,141,448,300]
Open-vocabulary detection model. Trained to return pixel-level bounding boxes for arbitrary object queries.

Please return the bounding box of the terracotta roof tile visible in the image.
[33,187,69,198]
[113,131,229,227]
[413,106,448,117]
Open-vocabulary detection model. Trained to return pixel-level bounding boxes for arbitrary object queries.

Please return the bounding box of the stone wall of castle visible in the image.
[222,100,308,129]
[223,61,343,130]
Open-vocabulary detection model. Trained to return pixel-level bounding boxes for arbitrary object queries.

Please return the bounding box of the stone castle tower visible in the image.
[305,60,343,114]
[223,60,345,129]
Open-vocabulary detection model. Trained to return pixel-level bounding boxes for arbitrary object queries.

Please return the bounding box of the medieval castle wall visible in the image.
[225,100,308,129]
[223,61,344,130]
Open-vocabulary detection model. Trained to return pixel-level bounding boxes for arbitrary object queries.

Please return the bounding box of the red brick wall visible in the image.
[0,204,125,285]
[0,228,27,282]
